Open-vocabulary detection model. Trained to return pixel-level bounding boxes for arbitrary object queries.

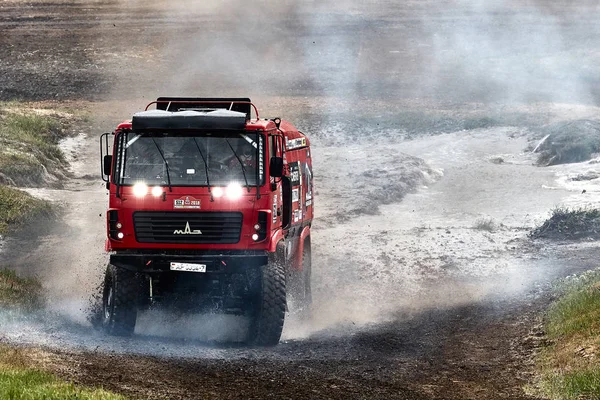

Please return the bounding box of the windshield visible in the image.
[114,131,264,187]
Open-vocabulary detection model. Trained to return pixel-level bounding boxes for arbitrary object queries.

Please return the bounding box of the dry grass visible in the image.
[534,120,600,166]
[0,269,43,310]
[0,274,126,399]
[530,207,600,240]
[0,102,79,187]
[0,184,53,235]
[473,217,498,232]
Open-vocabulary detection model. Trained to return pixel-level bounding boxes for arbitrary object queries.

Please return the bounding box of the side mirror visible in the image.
[103,155,113,176]
[269,157,284,178]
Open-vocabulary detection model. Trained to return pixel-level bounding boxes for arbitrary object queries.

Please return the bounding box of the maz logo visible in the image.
[173,222,202,235]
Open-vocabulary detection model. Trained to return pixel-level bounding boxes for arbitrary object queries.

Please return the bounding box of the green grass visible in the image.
[541,370,600,400]
[0,184,53,235]
[533,270,600,399]
[546,279,600,338]
[0,367,126,400]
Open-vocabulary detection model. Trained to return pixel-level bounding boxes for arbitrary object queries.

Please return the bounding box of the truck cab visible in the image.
[99,97,313,345]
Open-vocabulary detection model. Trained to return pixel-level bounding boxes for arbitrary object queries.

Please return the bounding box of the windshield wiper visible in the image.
[192,138,213,202]
[225,139,251,193]
[150,137,173,192]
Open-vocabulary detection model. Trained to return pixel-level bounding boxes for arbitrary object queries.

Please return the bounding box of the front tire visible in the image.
[102,264,140,336]
[247,262,286,346]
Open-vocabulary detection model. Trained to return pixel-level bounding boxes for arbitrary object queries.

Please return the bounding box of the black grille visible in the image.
[133,212,243,244]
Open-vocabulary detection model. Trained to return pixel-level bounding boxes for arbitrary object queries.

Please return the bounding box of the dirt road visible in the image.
[2,1,600,399]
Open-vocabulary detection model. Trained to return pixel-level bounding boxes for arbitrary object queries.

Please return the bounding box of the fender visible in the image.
[268,228,286,253]
[293,225,311,272]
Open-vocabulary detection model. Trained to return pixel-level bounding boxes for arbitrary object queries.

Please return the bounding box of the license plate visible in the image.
[170,262,207,273]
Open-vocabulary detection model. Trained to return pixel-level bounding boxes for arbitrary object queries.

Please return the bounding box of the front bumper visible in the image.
[109,250,269,273]
[109,251,269,314]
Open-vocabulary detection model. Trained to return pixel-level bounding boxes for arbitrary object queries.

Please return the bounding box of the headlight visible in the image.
[226,183,243,200]
[151,186,163,197]
[132,182,148,197]
[212,187,224,198]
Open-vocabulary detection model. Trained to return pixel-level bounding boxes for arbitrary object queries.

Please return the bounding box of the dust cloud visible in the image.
[99,0,600,339]
[423,0,600,104]
[105,0,600,106]
[4,0,600,345]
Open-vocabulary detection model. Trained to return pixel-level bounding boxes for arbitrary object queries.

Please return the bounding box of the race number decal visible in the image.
[174,196,201,209]
[289,162,300,186]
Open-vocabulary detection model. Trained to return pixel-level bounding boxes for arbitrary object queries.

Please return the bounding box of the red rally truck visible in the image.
[100,97,313,345]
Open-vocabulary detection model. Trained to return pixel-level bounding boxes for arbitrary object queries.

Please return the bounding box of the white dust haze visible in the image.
[4,0,600,343]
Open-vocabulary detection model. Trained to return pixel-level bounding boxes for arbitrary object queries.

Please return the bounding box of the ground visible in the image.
[2,1,600,399]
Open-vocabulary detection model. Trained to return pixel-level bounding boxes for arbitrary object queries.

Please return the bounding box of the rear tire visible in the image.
[247,262,286,346]
[102,264,140,336]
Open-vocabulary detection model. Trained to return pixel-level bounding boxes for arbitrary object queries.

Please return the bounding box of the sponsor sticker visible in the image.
[304,163,313,202]
[286,138,306,150]
[174,196,201,209]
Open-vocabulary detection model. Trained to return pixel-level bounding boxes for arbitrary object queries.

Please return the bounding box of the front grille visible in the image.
[133,212,243,244]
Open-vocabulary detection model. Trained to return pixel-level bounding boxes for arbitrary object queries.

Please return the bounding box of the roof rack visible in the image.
[145,97,259,120]
[132,109,247,131]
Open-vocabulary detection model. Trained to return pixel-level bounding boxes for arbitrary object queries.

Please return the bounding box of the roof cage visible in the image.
[145,97,259,119]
